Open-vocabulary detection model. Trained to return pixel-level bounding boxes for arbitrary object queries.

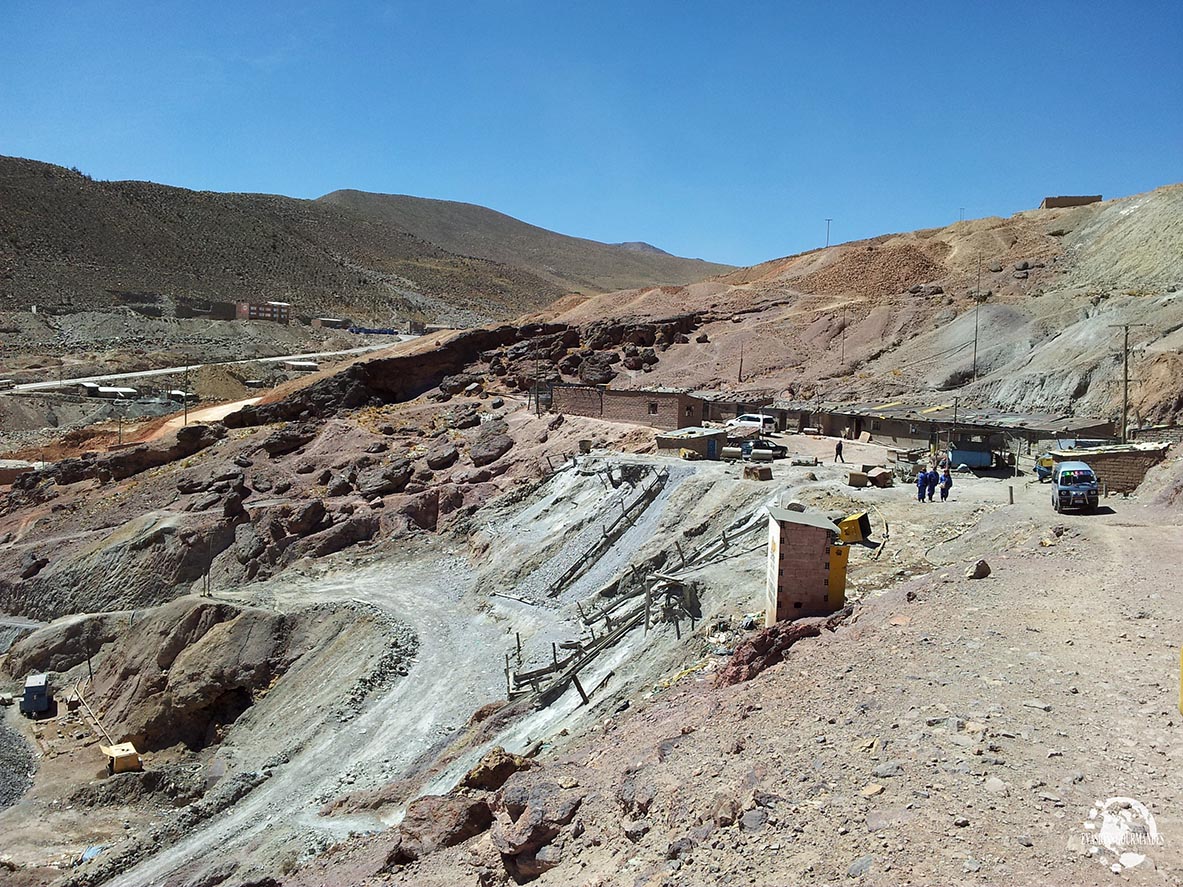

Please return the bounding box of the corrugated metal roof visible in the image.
[655,426,727,439]
[767,507,840,534]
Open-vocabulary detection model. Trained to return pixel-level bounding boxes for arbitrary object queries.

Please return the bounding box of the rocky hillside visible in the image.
[546,184,1183,426]
[316,190,733,294]
[0,157,726,327]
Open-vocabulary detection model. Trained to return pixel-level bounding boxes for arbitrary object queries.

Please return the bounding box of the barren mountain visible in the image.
[316,190,732,295]
[0,157,727,329]
[545,184,1183,425]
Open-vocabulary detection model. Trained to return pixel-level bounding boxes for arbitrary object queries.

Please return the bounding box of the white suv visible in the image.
[726,414,776,433]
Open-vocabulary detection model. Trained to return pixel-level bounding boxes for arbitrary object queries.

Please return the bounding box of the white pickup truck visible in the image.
[725,414,776,433]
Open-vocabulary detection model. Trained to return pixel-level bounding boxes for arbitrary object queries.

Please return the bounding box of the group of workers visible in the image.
[916,464,953,502]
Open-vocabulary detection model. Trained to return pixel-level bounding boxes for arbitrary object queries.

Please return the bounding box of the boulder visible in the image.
[303,515,378,558]
[491,780,583,857]
[439,373,480,396]
[470,433,514,467]
[461,746,538,792]
[578,353,617,385]
[286,499,327,536]
[356,461,412,498]
[326,475,353,497]
[384,794,494,867]
[20,552,48,580]
[260,423,317,458]
[425,443,459,471]
[967,560,991,579]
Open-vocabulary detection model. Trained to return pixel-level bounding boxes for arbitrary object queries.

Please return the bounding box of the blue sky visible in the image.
[2,1,1180,266]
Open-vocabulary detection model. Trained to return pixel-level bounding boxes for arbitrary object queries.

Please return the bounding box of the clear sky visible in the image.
[2,1,1180,266]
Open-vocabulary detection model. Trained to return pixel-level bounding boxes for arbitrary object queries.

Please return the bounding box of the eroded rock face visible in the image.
[12,424,225,493]
[491,778,583,857]
[67,597,301,751]
[715,608,851,686]
[383,793,494,867]
[461,746,538,792]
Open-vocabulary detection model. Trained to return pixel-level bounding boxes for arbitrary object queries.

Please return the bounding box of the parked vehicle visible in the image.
[741,439,788,460]
[1051,460,1099,513]
[726,414,776,433]
[1034,453,1055,482]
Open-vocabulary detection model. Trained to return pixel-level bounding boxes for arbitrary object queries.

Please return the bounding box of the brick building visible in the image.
[1040,195,1102,209]
[235,301,291,323]
[550,384,705,431]
[765,508,849,626]
[654,426,728,459]
[1051,444,1170,494]
[692,390,776,424]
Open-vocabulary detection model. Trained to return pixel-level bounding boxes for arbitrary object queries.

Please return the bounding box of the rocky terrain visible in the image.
[546,185,1183,425]
[0,156,729,327]
[0,179,1180,887]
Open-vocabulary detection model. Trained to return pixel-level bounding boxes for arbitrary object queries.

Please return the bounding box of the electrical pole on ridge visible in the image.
[1110,322,1149,443]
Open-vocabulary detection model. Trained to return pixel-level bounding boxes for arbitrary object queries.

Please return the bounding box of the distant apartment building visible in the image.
[235,301,291,323]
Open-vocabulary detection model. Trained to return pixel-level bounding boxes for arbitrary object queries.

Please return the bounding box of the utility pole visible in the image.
[959,207,965,222]
[825,218,833,248]
[972,254,983,381]
[840,305,847,365]
[1110,322,1148,443]
[737,340,744,383]
[183,364,190,426]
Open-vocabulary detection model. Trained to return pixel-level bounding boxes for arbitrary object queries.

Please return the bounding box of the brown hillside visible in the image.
[0,156,566,325]
[317,190,734,294]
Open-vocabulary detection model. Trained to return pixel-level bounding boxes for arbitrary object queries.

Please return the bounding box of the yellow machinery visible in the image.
[100,742,142,776]
[838,511,872,543]
[827,543,850,608]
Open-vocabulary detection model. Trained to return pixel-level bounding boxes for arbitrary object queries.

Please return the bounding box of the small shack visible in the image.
[19,673,51,718]
[766,508,848,626]
[281,360,319,372]
[0,459,41,485]
[655,426,727,459]
[100,742,143,775]
[96,386,138,399]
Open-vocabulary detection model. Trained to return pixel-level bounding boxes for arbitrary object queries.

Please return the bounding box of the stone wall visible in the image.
[1052,446,1170,494]
[550,385,602,420]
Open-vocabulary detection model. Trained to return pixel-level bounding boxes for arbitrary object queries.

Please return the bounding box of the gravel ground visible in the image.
[0,716,34,810]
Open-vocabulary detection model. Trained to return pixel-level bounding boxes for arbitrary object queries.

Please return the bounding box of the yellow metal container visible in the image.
[100,742,143,775]
[838,511,872,543]
[827,544,849,608]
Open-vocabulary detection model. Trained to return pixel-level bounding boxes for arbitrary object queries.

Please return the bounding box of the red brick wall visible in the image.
[770,523,840,620]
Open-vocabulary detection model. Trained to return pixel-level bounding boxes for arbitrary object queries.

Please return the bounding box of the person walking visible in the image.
[835,439,845,463]
[916,468,928,503]
[926,467,939,502]
[940,468,953,502]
